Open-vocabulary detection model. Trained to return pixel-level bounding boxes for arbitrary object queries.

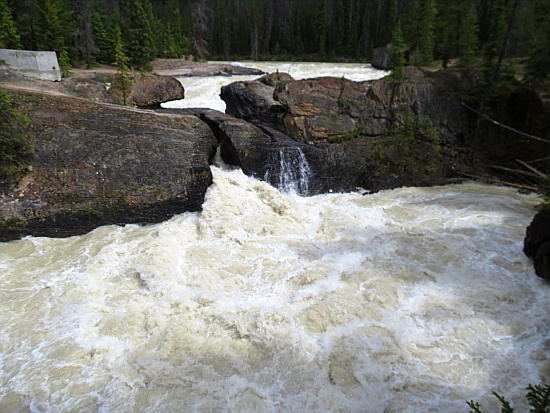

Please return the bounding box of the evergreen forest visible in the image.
[0,0,548,86]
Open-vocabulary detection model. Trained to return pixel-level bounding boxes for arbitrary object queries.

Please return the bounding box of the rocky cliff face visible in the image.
[218,67,476,193]
[0,89,217,241]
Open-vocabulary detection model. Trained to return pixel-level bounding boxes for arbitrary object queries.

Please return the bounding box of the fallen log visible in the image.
[516,159,548,179]
[458,172,539,191]
[488,165,543,180]
[461,102,550,144]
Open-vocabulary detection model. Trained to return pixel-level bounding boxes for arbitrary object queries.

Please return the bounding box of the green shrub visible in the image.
[382,107,442,174]
[467,384,550,413]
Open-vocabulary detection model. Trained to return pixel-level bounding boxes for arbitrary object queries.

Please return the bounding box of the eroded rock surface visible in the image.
[110,73,185,107]
[0,89,217,241]
[219,67,475,192]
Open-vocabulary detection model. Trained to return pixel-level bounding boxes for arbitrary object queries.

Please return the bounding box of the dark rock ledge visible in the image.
[0,88,217,241]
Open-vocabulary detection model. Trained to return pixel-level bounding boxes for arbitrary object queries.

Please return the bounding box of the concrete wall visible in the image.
[0,49,61,82]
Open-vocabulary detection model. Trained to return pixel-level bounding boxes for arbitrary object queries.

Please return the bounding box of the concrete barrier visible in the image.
[0,49,61,81]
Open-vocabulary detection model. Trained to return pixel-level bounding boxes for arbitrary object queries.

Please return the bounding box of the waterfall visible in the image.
[264,145,312,195]
[1,61,547,413]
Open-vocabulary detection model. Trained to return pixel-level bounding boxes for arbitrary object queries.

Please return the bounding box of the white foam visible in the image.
[0,169,548,412]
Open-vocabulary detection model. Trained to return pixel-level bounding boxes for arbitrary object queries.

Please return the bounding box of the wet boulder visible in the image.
[524,209,550,281]
[220,80,286,129]
[199,109,316,194]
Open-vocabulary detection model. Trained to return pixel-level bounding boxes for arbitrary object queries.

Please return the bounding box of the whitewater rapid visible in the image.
[1,166,548,412]
[162,61,388,111]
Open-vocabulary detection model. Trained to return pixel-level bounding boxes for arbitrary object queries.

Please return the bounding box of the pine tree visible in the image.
[434,0,457,67]
[91,12,112,64]
[71,0,97,68]
[112,28,133,106]
[332,0,345,55]
[142,0,161,59]
[34,0,67,53]
[164,24,180,58]
[387,21,406,83]
[195,0,209,59]
[0,0,21,49]
[458,0,479,68]
[480,0,520,87]
[58,49,72,77]
[119,0,154,71]
[167,0,184,57]
[525,0,550,88]
[401,0,420,48]
[317,3,326,56]
[10,0,37,50]
[418,0,436,64]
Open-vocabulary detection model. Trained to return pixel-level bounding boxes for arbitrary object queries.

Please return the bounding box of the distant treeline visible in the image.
[0,0,549,82]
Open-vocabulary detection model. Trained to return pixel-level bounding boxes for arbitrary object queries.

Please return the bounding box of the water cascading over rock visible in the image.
[264,146,311,195]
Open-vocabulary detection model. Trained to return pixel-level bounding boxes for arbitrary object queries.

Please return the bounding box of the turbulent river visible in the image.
[1,62,549,413]
[162,61,387,111]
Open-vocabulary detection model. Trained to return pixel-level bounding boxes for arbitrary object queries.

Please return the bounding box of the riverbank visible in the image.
[71,59,265,78]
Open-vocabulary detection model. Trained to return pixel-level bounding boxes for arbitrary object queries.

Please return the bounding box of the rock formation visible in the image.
[372,44,391,70]
[2,63,546,248]
[219,67,475,192]
[1,70,186,108]
[110,73,185,107]
[0,89,217,241]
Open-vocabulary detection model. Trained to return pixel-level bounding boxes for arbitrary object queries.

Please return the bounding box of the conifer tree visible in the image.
[401,0,420,48]
[0,0,21,49]
[458,1,479,68]
[480,0,519,86]
[434,0,456,67]
[387,21,406,83]
[10,0,37,51]
[58,49,72,77]
[167,0,184,57]
[91,12,113,64]
[418,0,436,64]
[195,0,209,59]
[332,0,345,55]
[34,0,68,53]
[119,0,154,71]
[71,0,97,68]
[142,0,162,59]
[163,24,179,58]
[317,4,326,57]
[525,0,550,88]
[112,28,133,106]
